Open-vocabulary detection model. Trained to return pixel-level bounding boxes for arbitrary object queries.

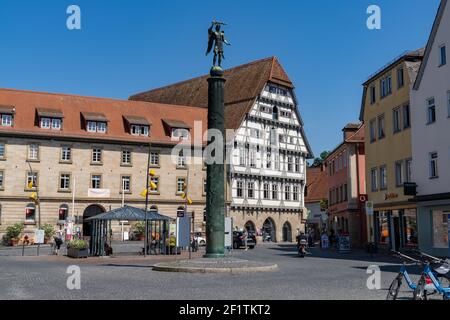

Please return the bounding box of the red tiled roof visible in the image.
[129,56,294,130]
[0,88,207,145]
[305,166,328,203]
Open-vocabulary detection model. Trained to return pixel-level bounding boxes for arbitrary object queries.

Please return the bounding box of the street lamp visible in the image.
[26,161,41,229]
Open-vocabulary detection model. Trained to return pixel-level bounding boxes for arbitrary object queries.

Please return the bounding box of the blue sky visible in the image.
[0,0,440,156]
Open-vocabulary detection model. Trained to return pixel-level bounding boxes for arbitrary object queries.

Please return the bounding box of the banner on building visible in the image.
[88,188,111,198]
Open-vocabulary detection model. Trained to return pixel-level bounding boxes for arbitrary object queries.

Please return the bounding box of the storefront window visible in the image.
[433,211,449,249]
[378,211,390,245]
[403,209,418,247]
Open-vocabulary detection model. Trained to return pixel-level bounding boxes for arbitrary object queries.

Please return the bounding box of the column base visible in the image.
[203,253,225,259]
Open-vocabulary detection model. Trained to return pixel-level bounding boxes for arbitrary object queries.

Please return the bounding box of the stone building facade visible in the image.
[0,89,208,240]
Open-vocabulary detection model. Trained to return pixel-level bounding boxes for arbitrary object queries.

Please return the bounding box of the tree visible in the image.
[311,151,330,167]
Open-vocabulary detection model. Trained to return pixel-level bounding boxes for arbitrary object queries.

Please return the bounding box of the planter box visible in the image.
[67,247,89,258]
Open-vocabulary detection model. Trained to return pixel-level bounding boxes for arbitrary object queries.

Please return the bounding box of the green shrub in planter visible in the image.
[42,224,56,240]
[67,239,88,250]
[67,239,89,258]
[6,223,24,240]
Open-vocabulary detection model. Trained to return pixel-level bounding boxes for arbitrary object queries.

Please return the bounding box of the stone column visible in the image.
[204,66,226,258]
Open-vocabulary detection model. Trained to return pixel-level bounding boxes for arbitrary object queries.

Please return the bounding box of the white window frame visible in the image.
[59,173,71,190]
[293,186,299,201]
[371,168,378,192]
[97,122,107,134]
[236,181,243,198]
[91,148,102,163]
[177,150,186,168]
[121,149,132,165]
[0,142,5,159]
[263,183,270,200]
[150,152,160,166]
[1,114,12,126]
[61,146,71,162]
[28,144,39,161]
[427,98,436,124]
[40,117,51,129]
[141,125,149,136]
[429,152,438,179]
[177,177,186,193]
[131,125,140,136]
[405,158,412,183]
[393,107,401,133]
[380,166,387,190]
[87,121,97,132]
[272,183,278,200]
[91,175,102,189]
[26,171,38,189]
[121,176,131,192]
[52,118,62,130]
[285,185,291,201]
[247,182,254,199]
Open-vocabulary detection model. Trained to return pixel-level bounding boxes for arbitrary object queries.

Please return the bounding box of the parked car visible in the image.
[233,231,256,249]
[194,232,206,246]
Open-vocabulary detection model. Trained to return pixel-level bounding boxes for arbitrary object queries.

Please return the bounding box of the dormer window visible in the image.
[0,105,15,127]
[124,115,151,137]
[1,114,13,126]
[162,119,191,140]
[172,128,189,139]
[82,112,108,134]
[86,121,107,133]
[37,108,64,130]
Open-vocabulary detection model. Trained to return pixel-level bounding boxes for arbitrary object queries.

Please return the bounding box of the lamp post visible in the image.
[144,143,151,257]
[26,161,41,229]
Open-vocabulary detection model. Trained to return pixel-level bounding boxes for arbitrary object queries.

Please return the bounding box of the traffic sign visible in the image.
[365,201,374,216]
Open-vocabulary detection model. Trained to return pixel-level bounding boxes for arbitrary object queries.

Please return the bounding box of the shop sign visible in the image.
[384,193,399,200]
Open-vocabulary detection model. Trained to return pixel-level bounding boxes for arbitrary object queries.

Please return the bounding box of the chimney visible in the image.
[342,123,360,140]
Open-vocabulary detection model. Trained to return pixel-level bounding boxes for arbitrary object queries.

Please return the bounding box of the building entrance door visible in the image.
[83,205,105,236]
[392,216,401,251]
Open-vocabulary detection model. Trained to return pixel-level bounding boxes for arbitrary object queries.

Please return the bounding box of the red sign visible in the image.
[359,194,368,204]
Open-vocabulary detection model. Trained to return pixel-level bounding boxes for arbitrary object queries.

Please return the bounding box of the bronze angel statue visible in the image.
[206,20,231,67]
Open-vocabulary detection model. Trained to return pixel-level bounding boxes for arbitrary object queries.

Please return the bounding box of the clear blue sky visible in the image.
[0,0,440,156]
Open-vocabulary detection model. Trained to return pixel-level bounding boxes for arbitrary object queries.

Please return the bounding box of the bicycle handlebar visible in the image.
[412,249,447,264]
[391,250,422,264]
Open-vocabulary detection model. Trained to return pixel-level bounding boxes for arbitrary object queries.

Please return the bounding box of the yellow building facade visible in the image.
[360,50,423,251]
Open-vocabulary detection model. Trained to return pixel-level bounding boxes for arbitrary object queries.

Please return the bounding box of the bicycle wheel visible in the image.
[413,275,427,300]
[386,275,402,300]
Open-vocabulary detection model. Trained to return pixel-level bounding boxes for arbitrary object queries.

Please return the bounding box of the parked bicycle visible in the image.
[386,251,436,300]
[413,250,450,300]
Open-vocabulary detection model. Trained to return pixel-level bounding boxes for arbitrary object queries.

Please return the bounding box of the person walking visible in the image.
[243,229,248,251]
[53,231,63,255]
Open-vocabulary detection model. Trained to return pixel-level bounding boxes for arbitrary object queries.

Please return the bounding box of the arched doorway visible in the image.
[83,205,105,236]
[282,221,292,242]
[245,221,256,234]
[262,218,276,242]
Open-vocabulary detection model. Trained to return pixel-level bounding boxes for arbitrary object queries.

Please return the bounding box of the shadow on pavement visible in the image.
[267,244,402,264]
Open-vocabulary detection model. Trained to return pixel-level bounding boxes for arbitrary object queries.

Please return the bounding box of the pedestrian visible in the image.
[243,228,248,251]
[53,231,63,255]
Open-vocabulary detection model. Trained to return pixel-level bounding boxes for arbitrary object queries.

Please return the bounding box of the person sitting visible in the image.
[104,242,113,256]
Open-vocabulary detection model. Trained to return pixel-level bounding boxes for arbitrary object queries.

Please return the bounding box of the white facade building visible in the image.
[411,0,450,256]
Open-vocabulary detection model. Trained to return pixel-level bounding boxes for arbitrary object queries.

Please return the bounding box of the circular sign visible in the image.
[359,195,367,202]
